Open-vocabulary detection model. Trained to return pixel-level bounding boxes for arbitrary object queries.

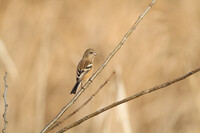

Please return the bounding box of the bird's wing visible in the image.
[76,60,92,82]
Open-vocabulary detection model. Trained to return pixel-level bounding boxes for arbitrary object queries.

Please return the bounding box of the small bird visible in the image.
[70,48,96,94]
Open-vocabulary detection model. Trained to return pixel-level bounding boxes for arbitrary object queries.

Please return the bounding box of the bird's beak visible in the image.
[94,52,97,56]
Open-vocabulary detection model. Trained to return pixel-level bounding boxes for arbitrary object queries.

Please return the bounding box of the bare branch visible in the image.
[42,0,156,132]
[56,67,200,132]
[41,0,156,132]
[48,72,115,132]
[2,72,8,133]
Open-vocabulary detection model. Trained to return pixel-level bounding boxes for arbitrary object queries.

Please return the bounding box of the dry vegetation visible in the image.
[0,0,200,133]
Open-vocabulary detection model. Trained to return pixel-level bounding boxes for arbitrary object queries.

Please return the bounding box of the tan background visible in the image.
[0,0,200,133]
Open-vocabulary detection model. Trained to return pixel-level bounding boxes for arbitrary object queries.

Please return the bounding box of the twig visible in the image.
[48,72,115,132]
[41,0,156,132]
[2,72,8,133]
[56,67,200,132]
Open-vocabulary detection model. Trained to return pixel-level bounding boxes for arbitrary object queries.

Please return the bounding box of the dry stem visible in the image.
[57,67,200,132]
[2,72,8,133]
[48,72,115,132]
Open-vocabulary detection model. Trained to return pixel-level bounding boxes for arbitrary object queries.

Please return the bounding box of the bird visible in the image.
[70,48,96,94]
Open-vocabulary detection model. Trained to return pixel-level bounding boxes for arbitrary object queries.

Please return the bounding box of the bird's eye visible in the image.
[90,51,93,54]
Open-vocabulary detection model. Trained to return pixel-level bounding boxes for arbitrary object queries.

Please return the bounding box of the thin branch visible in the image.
[48,72,115,132]
[56,67,200,133]
[41,0,156,132]
[2,72,8,133]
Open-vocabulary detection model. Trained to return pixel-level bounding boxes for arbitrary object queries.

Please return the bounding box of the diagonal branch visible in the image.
[47,72,115,132]
[2,72,8,133]
[41,0,157,132]
[56,67,200,133]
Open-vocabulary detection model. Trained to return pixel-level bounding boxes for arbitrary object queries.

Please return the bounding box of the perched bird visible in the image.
[70,48,96,94]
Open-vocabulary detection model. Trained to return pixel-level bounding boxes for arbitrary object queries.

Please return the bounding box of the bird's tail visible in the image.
[70,81,81,94]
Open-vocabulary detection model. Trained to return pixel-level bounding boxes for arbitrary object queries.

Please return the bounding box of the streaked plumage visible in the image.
[70,49,96,94]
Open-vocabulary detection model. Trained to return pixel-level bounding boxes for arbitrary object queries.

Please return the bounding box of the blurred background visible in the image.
[0,0,200,133]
